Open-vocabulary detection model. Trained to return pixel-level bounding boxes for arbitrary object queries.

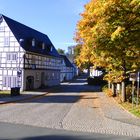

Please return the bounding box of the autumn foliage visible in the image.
[75,0,140,101]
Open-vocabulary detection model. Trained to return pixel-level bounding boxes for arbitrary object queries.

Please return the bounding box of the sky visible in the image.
[0,0,89,52]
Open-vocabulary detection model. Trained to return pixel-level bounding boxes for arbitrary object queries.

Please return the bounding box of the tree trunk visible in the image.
[87,63,91,77]
[121,59,127,102]
[116,83,121,96]
[121,81,126,102]
[87,67,90,77]
[108,81,111,89]
[112,83,116,97]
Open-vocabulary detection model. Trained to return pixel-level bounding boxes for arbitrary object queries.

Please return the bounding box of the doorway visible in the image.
[26,76,34,90]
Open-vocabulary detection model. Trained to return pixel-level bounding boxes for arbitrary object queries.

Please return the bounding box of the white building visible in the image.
[0,14,62,91]
[90,67,103,77]
[60,55,75,82]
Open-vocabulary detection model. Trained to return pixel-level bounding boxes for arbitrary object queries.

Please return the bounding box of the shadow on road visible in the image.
[23,95,83,104]
[0,75,101,104]
[2,134,139,140]
[10,135,138,140]
[18,75,101,104]
[46,75,101,93]
[0,122,138,140]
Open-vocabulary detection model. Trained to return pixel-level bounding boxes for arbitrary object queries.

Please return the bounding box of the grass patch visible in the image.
[102,84,140,118]
[114,96,140,118]
[0,90,10,98]
[121,102,140,118]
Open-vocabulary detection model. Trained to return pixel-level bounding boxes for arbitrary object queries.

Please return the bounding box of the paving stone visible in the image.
[0,76,140,137]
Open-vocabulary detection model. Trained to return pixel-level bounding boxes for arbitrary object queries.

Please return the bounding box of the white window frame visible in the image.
[2,76,17,87]
[6,53,17,61]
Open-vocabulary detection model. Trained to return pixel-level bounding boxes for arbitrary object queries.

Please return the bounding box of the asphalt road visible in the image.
[0,75,140,139]
[0,76,100,130]
[0,122,138,140]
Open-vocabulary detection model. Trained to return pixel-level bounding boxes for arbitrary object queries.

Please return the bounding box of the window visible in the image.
[4,37,10,46]
[36,72,39,81]
[6,53,17,61]
[32,38,35,47]
[31,55,35,64]
[50,46,53,52]
[42,43,45,50]
[2,76,6,87]
[31,55,36,69]
[2,76,17,87]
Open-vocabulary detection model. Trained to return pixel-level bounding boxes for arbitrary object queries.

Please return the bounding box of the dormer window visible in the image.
[32,38,35,47]
[50,46,53,52]
[46,45,53,52]
[42,43,45,50]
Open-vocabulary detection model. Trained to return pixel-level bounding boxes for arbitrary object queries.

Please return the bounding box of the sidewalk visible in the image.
[62,92,140,137]
[0,90,48,105]
[99,92,140,126]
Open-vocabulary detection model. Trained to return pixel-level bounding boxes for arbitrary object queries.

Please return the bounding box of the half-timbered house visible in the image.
[0,14,62,91]
[60,55,75,82]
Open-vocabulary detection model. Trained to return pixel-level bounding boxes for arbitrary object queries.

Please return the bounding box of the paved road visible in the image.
[0,75,140,139]
[0,76,100,129]
[0,122,138,140]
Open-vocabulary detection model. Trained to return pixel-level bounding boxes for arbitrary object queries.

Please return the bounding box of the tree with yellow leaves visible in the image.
[75,0,140,102]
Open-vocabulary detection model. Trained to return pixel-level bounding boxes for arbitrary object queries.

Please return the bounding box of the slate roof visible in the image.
[60,55,74,67]
[2,14,60,57]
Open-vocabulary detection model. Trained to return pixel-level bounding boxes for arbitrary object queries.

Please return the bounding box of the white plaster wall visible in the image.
[23,69,60,91]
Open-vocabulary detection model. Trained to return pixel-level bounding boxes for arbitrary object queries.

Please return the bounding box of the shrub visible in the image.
[102,85,113,97]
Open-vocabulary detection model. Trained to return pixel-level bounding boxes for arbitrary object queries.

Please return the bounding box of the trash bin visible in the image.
[11,87,20,96]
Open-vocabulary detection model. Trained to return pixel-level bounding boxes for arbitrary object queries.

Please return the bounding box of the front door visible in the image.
[26,76,34,90]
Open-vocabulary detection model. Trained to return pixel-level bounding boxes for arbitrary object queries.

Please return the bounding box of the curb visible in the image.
[0,92,48,105]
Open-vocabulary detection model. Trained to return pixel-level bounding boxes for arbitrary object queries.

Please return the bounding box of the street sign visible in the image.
[137,72,140,82]
[129,73,137,81]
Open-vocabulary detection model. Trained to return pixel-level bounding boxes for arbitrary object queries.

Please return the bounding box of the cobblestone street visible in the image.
[62,92,140,137]
[0,76,140,137]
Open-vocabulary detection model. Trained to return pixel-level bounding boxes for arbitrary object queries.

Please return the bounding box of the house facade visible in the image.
[66,46,79,76]
[0,14,62,91]
[60,55,75,82]
[90,67,103,77]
